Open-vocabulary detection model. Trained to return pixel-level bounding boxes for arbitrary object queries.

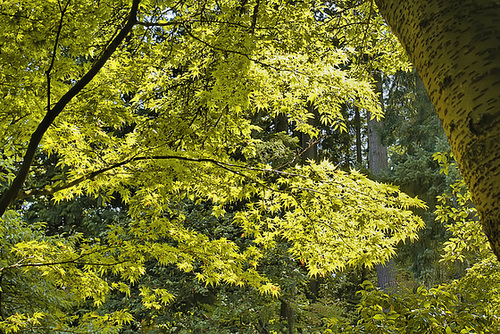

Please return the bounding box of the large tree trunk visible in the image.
[375,0,500,260]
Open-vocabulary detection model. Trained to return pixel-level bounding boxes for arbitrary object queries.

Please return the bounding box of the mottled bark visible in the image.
[375,0,500,260]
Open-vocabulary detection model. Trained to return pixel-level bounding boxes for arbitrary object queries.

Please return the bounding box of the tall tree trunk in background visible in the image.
[368,74,388,174]
[354,105,363,165]
[300,102,318,163]
[276,113,288,133]
[276,110,296,333]
[374,0,500,260]
[279,296,296,334]
[279,278,297,334]
[369,72,396,291]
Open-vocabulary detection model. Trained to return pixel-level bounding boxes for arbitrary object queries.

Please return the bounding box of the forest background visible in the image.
[0,0,498,333]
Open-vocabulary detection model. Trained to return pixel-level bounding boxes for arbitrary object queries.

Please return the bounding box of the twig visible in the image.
[182,23,306,75]
[46,0,71,113]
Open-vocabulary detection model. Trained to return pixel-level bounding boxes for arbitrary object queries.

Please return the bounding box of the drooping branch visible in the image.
[0,257,129,272]
[18,154,309,200]
[0,0,140,217]
[14,152,406,260]
[0,245,129,273]
[18,153,398,213]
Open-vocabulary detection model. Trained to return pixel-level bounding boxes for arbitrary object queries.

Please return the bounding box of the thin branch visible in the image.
[1,259,129,271]
[0,245,127,273]
[321,1,367,21]
[18,152,389,205]
[0,0,140,216]
[136,20,179,27]
[358,0,375,68]
[139,18,277,31]
[182,23,306,75]
[17,155,307,200]
[46,0,71,113]
[277,136,323,170]
[0,256,35,272]
[249,0,260,34]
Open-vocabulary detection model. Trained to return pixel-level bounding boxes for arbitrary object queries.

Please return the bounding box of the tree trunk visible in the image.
[354,105,363,165]
[300,102,318,163]
[368,75,388,174]
[276,113,288,133]
[369,72,396,291]
[375,0,500,260]
[279,296,296,334]
[368,73,388,175]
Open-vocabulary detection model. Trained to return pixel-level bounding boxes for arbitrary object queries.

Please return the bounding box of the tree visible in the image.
[374,0,500,260]
[337,156,500,334]
[368,72,397,291]
[382,70,451,286]
[0,0,425,331]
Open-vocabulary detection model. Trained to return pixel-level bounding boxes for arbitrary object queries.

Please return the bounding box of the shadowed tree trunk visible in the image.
[369,72,397,291]
[354,105,363,165]
[276,113,288,133]
[300,102,318,163]
[279,296,296,334]
[375,0,500,260]
[368,74,388,174]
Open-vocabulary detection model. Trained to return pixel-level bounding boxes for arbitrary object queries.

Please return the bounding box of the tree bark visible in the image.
[300,102,318,163]
[368,75,388,174]
[369,72,396,291]
[276,113,288,133]
[279,296,296,334]
[375,0,500,260]
[354,105,363,165]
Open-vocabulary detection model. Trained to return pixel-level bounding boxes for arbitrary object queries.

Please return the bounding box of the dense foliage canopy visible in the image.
[0,0,498,333]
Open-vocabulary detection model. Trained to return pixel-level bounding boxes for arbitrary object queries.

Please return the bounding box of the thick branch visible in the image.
[0,0,140,217]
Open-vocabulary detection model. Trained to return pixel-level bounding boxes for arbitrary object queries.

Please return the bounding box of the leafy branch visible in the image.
[182,23,306,75]
[0,0,140,216]
[0,246,129,273]
[19,151,402,208]
[18,154,307,200]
